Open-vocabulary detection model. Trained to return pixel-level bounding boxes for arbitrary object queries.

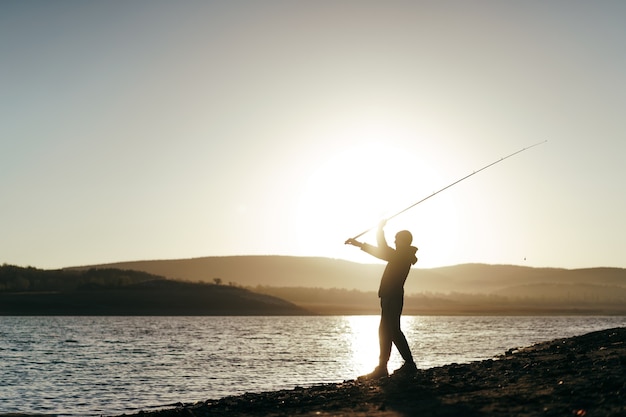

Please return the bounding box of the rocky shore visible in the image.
[120,327,625,417]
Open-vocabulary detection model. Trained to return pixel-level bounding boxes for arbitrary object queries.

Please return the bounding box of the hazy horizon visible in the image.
[2,1,625,270]
[64,253,624,272]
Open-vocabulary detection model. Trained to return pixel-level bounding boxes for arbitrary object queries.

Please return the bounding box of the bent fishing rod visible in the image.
[347,140,547,241]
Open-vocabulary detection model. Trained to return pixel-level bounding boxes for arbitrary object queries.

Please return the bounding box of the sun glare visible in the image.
[296,142,407,257]
[295,134,460,266]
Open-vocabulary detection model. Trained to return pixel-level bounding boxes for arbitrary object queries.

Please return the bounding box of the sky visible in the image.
[1,1,625,271]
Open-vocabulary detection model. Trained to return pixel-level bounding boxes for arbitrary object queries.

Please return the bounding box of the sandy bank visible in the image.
[119,327,625,417]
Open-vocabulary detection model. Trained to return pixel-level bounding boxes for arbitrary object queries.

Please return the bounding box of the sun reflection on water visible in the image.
[341,315,411,375]
[343,316,379,375]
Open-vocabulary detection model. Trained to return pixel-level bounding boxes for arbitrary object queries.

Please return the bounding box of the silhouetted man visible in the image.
[345,220,418,378]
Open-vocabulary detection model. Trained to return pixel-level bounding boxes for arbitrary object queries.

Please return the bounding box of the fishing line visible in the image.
[347,140,547,241]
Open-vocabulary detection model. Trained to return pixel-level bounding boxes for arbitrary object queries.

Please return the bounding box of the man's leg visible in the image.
[392,329,414,363]
[386,295,415,364]
[378,298,393,367]
[358,299,393,379]
[386,295,417,376]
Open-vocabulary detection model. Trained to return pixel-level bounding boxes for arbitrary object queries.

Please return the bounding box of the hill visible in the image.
[72,256,384,291]
[73,255,626,295]
[0,265,308,315]
[70,256,626,314]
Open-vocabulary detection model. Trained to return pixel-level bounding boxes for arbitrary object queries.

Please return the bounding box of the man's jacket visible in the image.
[360,228,418,298]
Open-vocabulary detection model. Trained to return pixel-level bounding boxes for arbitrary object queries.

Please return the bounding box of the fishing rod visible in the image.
[347,140,547,241]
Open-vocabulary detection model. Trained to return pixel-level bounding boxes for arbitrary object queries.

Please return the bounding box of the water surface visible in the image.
[1,315,624,416]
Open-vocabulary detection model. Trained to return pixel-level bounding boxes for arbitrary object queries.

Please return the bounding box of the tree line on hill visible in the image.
[0,264,308,315]
[252,285,626,315]
[0,264,162,292]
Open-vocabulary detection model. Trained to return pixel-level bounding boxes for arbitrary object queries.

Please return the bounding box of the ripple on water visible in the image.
[0,315,625,416]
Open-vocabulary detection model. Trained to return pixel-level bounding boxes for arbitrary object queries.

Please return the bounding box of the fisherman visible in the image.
[345,220,418,379]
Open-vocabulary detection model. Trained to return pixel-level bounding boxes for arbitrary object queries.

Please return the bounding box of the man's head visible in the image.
[394,230,413,247]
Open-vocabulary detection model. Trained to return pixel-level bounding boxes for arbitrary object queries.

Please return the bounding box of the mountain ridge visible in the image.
[68,255,626,295]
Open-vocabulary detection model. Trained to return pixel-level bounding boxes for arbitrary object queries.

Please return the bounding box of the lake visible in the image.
[1,315,625,416]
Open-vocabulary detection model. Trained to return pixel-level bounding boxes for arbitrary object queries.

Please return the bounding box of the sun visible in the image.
[295,139,456,264]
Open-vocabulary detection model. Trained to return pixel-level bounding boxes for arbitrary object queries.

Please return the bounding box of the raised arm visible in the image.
[376,220,390,250]
[345,220,394,262]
